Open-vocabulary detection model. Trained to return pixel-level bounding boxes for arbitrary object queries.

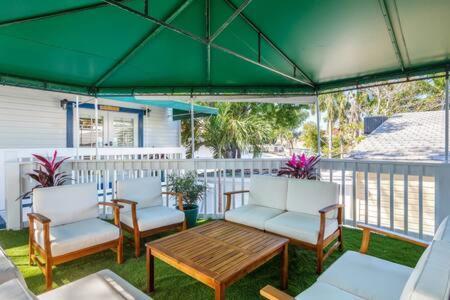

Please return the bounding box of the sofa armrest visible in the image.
[357,223,429,254]
[161,192,184,211]
[112,199,137,206]
[98,202,123,226]
[224,190,249,211]
[28,213,51,224]
[317,204,343,245]
[319,203,343,215]
[260,285,294,300]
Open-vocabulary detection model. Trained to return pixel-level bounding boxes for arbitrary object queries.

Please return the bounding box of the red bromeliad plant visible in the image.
[278,153,320,180]
[19,150,71,199]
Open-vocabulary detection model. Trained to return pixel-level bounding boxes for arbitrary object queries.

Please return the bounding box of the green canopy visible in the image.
[107,96,218,120]
[0,0,449,96]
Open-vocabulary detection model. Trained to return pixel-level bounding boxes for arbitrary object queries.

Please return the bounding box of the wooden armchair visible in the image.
[260,224,430,300]
[28,183,124,290]
[114,177,186,257]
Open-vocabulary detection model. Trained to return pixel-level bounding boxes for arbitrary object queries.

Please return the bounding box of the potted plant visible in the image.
[19,150,71,200]
[167,171,205,228]
[278,153,320,179]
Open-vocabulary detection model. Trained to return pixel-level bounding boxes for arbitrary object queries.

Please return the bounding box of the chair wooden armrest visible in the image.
[224,190,250,211]
[357,223,429,254]
[260,285,294,300]
[112,199,137,206]
[98,202,123,226]
[319,203,343,214]
[28,213,51,224]
[318,203,343,244]
[161,192,184,211]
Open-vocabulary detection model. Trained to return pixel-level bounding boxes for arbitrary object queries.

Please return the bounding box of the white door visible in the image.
[76,109,138,148]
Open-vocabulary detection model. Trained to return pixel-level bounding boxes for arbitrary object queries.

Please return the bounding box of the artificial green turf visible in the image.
[0,222,424,299]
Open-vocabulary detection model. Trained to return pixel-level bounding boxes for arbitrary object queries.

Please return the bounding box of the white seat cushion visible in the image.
[38,269,150,300]
[224,204,284,230]
[0,279,36,300]
[286,179,339,217]
[116,177,163,212]
[121,206,185,232]
[0,246,25,285]
[318,251,413,300]
[248,175,288,210]
[34,218,120,256]
[33,183,98,226]
[400,240,450,300]
[264,211,338,244]
[433,216,450,242]
[296,282,363,300]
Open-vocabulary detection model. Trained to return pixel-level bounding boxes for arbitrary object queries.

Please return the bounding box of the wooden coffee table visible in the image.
[146,221,289,299]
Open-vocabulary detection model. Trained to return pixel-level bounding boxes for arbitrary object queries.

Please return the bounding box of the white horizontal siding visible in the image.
[0,87,66,149]
[143,107,180,147]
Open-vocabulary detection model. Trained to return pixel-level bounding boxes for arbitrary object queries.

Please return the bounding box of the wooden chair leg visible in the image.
[117,236,124,264]
[134,230,141,258]
[338,228,344,251]
[316,246,324,274]
[29,244,35,266]
[45,258,53,290]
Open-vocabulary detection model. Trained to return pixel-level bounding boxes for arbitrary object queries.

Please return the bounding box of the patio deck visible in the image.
[0,221,424,299]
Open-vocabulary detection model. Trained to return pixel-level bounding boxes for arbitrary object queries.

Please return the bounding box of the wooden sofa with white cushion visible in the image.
[261,217,450,300]
[224,175,342,273]
[113,177,185,257]
[0,245,150,300]
[28,183,123,290]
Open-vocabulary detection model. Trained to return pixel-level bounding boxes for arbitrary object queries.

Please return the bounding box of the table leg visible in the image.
[215,283,225,300]
[280,243,288,290]
[146,247,155,293]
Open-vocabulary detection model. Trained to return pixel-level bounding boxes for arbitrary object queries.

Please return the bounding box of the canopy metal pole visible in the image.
[75,96,80,159]
[95,98,99,159]
[445,73,449,163]
[190,97,195,159]
[315,95,321,156]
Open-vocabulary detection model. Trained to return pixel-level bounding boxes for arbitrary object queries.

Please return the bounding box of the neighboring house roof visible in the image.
[347,110,446,161]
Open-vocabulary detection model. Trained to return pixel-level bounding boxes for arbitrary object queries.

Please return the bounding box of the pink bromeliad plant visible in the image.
[278,153,320,179]
[19,150,71,200]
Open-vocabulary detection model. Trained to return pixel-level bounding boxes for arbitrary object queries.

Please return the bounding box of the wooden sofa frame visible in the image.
[224,190,343,274]
[113,191,186,257]
[259,223,429,300]
[28,202,124,290]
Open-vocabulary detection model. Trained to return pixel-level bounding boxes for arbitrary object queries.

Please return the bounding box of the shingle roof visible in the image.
[347,110,446,161]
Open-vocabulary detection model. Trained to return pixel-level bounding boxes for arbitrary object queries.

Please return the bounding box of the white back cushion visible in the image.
[33,183,98,227]
[116,177,162,212]
[286,179,339,216]
[400,240,450,300]
[248,176,288,210]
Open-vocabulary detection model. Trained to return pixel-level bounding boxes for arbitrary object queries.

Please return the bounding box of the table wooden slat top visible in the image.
[146,221,289,285]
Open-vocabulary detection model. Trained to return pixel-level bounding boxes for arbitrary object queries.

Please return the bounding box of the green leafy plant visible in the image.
[167,171,205,209]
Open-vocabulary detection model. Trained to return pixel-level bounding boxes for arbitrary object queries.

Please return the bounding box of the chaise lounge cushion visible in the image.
[318,251,412,300]
[296,281,363,300]
[247,175,288,210]
[225,205,284,230]
[34,218,120,256]
[286,179,340,217]
[121,206,185,232]
[33,183,99,227]
[38,269,150,300]
[264,212,338,244]
[0,246,25,285]
[433,216,449,242]
[400,240,450,300]
[116,177,163,212]
[0,279,36,300]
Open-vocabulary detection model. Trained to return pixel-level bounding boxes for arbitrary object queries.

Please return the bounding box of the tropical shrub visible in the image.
[167,171,205,209]
[278,153,320,180]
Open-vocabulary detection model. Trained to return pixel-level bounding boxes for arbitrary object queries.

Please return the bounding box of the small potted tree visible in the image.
[167,171,205,228]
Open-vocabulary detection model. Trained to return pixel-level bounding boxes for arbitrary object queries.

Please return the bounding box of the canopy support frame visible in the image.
[445,72,449,163]
[378,0,405,71]
[206,0,211,83]
[222,0,315,87]
[93,0,194,87]
[208,0,252,43]
[100,0,314,86]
